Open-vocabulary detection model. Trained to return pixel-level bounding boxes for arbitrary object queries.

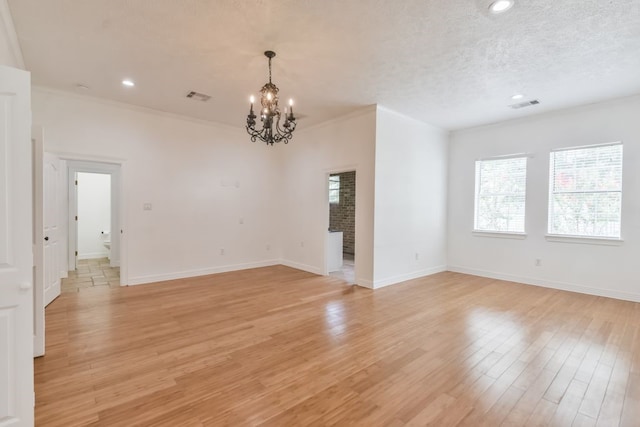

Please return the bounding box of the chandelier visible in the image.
[246,51,296,145]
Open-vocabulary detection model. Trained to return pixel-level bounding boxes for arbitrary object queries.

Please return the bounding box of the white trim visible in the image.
[477,153,532,161]
[447,265,640,303]
[376,105,449,134]
[544,234,623,246]
[127,260,281,286]
[473,231,527,240]
[551,141,622,152]
[454,94,640,134]
[373,265,447,289]
[77,252,110,260]
[280,259,323,276]
[356,278,374,289]
[0,0,25,69]
[33,86,244,133]
[296,105,377,134]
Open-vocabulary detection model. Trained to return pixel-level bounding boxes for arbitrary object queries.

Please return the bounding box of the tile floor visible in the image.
[61,257,120,293]
[329,252,355,284]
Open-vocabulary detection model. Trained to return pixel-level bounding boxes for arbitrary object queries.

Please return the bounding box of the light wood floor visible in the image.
[35,267,640,426]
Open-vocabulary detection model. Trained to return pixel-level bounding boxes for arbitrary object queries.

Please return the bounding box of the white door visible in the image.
[33,127,45,357]
[43,152,61,306]
[0,66,35,425]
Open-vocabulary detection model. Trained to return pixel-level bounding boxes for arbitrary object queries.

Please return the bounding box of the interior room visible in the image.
[0,0,639,425]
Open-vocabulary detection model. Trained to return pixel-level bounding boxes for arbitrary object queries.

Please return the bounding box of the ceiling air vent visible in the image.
[509,99,540,109]
[186,91,211,102]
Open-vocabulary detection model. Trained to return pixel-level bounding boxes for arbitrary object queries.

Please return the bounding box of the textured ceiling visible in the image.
[7,0,640,130]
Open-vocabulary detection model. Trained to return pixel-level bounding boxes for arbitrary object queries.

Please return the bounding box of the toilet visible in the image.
[101,231,111,251]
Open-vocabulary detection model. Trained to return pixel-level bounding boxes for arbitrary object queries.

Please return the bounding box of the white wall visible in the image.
[448,95,640,302]
[33,88,282,285]
[280,107,377,286]
[77,172,110,259]
[0,0,23,68]
[373,107,449,288]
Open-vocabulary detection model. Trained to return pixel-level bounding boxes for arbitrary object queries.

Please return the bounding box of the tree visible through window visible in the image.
[474,156,527,233]
[548,143,622,238]
[329,175,340,204]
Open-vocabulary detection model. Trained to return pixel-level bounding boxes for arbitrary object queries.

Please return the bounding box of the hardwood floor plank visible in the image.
[34,267,640,426]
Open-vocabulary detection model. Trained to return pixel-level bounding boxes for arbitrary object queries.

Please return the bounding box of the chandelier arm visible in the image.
[274,119,292,141]
[245,50,295,146]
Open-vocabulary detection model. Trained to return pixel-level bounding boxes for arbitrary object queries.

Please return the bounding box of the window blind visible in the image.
[548,143,623,238]
[329,175,340,204]
[474,156,527,233]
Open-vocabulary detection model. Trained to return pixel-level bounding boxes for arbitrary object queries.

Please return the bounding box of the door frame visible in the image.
[323,166,357,281]
[58,156,126,285]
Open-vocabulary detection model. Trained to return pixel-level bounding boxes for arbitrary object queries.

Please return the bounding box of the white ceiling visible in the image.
[7,0,640,130]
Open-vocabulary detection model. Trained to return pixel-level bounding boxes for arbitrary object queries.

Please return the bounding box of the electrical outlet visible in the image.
[415,252,419,261]
[220,248,225,255]
[266,244,270,251]
[300,241,304,248]
[143,203,152,211]
[535,258,541,267]
[239,218,244,224]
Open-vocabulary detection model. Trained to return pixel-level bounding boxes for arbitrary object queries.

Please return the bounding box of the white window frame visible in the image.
[329,175,340,204]
[546,142,623,244]
[473,154,528,237]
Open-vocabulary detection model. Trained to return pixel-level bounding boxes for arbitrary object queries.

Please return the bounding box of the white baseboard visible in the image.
[373,265,448,289]
[78,252,110,260]
[279,259,323,275]
[127,259,281,286]
[447,265,640,303]
[60,270,68,279]
[356,278,374,289]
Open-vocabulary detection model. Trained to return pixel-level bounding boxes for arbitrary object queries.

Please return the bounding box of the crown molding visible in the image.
[0,0,25,69]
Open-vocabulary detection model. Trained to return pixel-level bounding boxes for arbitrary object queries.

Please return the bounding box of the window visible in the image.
[474,156,527,233]
[329,175,340,204]
[548,143,623,239]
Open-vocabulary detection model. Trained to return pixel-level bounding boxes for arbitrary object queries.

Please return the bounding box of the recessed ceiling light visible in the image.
[489,0,514,14]
[511,93,524,100]
[122,79,135,87]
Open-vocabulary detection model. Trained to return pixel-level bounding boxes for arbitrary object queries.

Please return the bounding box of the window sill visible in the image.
[472,231,527,240]
[545,234,624,246]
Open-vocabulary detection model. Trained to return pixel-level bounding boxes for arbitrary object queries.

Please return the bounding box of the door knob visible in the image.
[44,236,49,241]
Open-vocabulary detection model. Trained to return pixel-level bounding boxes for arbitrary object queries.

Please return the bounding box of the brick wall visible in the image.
[329,171,356,254]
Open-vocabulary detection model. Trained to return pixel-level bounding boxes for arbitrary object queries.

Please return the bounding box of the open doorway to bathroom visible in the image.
[66,172,117,291]
[77,172,111,262]
[65,160,122,292]
[327,171,356,284]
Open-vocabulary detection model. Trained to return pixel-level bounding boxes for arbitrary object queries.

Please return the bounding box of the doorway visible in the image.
[66,160,123,288]
[76,172,111,262]
[326,170,356,283]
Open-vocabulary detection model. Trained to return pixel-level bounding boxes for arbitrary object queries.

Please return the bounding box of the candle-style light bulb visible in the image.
[267,92,272,101]
[288,98,294,118]
[250,95,255,104]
